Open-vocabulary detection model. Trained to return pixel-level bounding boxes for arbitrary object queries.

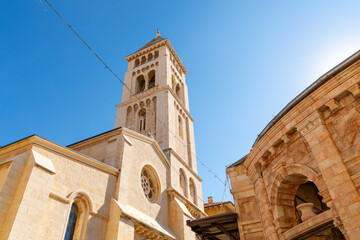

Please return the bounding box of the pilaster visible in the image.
[297,111,360,239]
[249,165,280,240]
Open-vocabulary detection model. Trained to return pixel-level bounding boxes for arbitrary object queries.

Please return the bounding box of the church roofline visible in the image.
[252,49,360,147]
[125,37,188,75]
[0,134,119,176]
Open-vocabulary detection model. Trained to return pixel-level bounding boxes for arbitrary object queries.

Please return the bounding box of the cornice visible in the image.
[125,39,188,75]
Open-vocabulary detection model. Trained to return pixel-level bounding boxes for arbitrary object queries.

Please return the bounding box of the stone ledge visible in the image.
[281,210,333,240]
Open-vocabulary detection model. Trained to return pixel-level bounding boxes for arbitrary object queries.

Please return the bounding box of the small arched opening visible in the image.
[148,53,153,61]
[148,70,155,89]
[134,59,140,67]
[136,75,146,93]
[141,56,146,64]
[154,50,159,58]
[138,109,146,132]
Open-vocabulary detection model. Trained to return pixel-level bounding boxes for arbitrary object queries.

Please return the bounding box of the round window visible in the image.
[141,166,159,202]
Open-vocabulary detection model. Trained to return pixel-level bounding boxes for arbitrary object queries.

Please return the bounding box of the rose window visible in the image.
[141,169,155,200]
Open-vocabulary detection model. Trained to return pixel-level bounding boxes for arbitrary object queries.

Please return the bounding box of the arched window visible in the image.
[179,169,187,197]
[141,56,146,64]
[295,182,329,224]
[178,115,183,139]
[136,75,145,93]
[139,109,146,132]
[134,59,140,67]
[176,84,182,100]
[64,203,78,240]
[148,70,155,89]
[63,194,91,240]
[189,178,197,205]
[154,50,159,58]
[148,53,153,61]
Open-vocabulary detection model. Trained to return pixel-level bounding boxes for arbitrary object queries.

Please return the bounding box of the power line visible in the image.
[42,0,230,205]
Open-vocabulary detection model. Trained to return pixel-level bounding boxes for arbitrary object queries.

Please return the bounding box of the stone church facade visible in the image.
[0,33,205,240]
[227,51,360,239]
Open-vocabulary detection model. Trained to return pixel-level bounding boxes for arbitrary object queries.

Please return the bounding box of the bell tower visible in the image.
[115,31,198,174]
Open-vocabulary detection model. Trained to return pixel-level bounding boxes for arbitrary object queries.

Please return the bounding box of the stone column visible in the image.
[249,165,280,240]
[297,111,360,239]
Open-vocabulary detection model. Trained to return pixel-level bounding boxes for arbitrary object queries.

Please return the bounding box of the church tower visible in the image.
[115,32,198,178]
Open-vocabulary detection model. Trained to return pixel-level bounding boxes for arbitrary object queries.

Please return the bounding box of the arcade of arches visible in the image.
[227,55,360,239]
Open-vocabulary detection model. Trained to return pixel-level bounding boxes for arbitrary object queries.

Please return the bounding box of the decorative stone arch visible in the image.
[63,191,93,240]
[269,164,323,233]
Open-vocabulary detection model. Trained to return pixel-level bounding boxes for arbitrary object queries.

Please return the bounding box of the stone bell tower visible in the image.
[115,31,198,173]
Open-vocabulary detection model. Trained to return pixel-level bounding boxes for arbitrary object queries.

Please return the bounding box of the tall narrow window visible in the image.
[179,169,187,197]
[178,116,183,139]
[176,84,182,101]
[139,109,146,132]
[141,56,146,64]
[64,203,78,240]
[154,50,159,58]
[189,178,197,205]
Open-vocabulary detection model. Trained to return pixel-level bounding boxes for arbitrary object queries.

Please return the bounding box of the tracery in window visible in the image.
[141,56,146,64]
[141,166,160,202]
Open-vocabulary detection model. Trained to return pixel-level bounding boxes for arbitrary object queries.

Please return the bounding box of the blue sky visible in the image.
[1,0,360,203]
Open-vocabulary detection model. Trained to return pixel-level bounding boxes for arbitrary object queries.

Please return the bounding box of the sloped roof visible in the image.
[128,35,166,56]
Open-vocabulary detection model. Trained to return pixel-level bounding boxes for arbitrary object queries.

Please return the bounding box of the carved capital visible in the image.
[297,111,324,136]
